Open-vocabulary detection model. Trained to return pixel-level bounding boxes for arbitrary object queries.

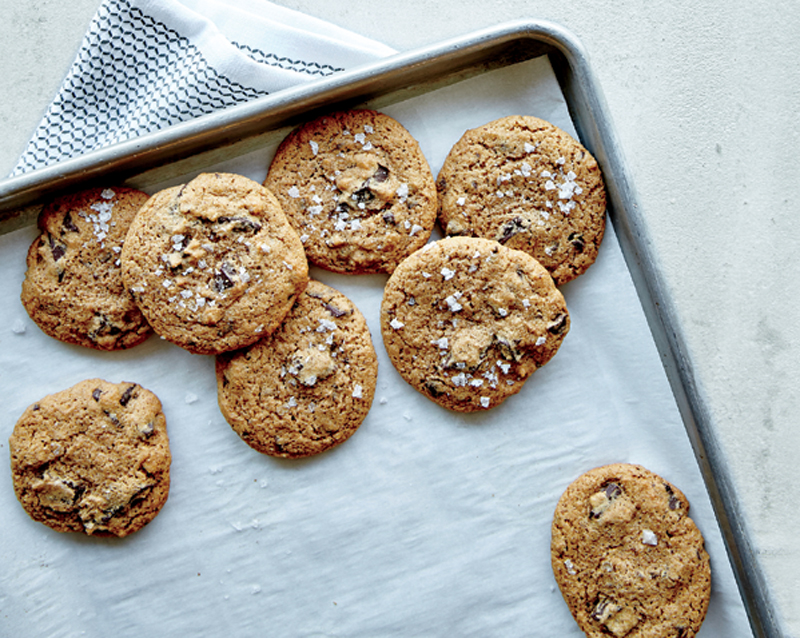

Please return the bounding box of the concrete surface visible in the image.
[2,0,798,635]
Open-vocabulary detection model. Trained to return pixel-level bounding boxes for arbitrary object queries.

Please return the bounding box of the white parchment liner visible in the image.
[0,57,752,637]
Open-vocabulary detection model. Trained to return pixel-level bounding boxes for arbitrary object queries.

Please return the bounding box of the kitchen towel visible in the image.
[11,0,395,176]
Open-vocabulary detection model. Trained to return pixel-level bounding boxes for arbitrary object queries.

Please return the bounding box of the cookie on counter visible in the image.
[264,109,438,274]
[216,279,377,458]
[21,186,152,350]
[380,236,569,412]
[551,463,711,638]
[9,379,171,537]
[436,115,606,285]
[120,172,308,355]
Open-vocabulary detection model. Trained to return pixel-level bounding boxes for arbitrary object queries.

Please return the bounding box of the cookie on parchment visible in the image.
[120,172,308,355]
[21,186,152,350]
[551,463,711,638]
[9,379,171,537]
[264,109,438,274]
[380,236,569,412]
[437,115,606,286]
[216,279,377,458]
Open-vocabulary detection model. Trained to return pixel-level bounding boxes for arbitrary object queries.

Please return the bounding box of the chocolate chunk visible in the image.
[569,232,586,252]
[373,165,390,182]
[495,335,522,362]
[119,385,136,407]
[62,212,79,233]
[218,216,262,234]
[589,482,623,519]
[88,314,121,342]
[547,313,568,335]
[72,483,86,504]
[48,234,66,262]
[591,598,612,621]
[382,211,396,225]
[665,484,681,510]
[497,217,526,244]
[138,421,155,437]
[352,187,375,206]
[425,379,448,398]
[323,303,347,318]
[92,389,103,402]
[212,262,237,293]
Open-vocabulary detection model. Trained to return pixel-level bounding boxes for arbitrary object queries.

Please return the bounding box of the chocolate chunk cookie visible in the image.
[21,186,152,350]
[120,172,309,355]
[264,109,438,274]
[216,280,377,458]
[437,115,606,285]
[380,236,569,412]
[551,463,711,638]
[9,379,171,537]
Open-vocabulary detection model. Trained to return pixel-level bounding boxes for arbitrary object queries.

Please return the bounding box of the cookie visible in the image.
[380,236,569,412]
[551,463,711,638]
[216,279,377,458]
[120,172,309,355]
[436,115,606,285]
[264,109,438,274]
[9,379,171,537]
[20,186,152,350]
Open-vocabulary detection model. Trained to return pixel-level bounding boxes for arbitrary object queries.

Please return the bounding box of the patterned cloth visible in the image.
[11,0,394,176]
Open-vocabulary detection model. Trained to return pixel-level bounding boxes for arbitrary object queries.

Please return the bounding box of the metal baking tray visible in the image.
[0,19,776,637]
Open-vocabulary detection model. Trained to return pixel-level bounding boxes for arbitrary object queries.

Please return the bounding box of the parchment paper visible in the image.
[0,57,752,637]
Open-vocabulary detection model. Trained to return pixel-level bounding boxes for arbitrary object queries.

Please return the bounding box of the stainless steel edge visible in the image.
[0,19,779,636]
[0,21,549,214]
[545,23,781,638]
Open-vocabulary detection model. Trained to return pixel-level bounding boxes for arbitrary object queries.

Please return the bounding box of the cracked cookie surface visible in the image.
[264,109,437,274]
[216,279,377,458]
[120,172,308,355]
[380,236,569,412]
[551,463,711,638]
[21,186,152,350]
[9,379,171,537]
[437,115,606,286]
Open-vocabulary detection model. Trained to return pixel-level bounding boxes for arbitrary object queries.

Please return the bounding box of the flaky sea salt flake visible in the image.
[642,529,658,546]
[444,293,463,312]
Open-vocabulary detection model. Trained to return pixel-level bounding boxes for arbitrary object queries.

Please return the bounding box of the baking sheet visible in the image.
[0,56,751,637]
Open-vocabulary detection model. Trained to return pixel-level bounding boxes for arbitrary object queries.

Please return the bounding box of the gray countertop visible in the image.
[2,1,798,635]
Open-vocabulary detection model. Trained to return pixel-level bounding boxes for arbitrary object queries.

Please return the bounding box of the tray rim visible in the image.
[0,18,779,638]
